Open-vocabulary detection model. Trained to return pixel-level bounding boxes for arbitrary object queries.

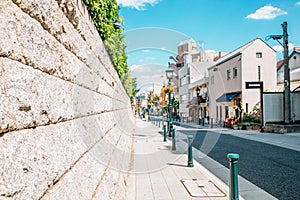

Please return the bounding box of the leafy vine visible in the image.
[83,0,138,98]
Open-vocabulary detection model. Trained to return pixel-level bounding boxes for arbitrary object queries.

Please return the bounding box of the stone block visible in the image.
[41,153,106,200]
[0,1,134,199]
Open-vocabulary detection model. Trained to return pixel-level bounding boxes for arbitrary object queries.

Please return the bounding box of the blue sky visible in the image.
[116,0,300,91]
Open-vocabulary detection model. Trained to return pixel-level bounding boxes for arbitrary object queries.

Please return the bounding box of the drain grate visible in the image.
[181,179,226,197]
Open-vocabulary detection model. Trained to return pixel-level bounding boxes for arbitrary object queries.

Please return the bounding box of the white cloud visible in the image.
[116,0,159,10]
[129,64,151,72]
[137,57,156,63]
[137,74,165,90]
[272,43,295,52]
[296,2,300,5]
[272,45,283,52]
[246,5,287,20]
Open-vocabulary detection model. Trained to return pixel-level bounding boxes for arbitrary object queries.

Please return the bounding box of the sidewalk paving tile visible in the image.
[127,118,235,200]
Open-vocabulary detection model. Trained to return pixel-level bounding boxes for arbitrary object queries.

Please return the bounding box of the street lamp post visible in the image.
[196,87,200,125]
[166,68,174,136]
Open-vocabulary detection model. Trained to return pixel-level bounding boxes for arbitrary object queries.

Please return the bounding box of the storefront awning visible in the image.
[186,96,206,108]
[216,92,240,102]
[188,97,198,105]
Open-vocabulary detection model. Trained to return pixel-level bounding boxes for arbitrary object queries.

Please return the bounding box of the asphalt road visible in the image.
[181,130,300,200]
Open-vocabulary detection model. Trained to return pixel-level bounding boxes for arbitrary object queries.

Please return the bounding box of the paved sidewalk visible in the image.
[126,118,243,200]
[172,125,277,200]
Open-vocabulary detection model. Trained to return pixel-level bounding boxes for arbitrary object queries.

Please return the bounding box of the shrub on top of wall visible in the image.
[83,0,138,98]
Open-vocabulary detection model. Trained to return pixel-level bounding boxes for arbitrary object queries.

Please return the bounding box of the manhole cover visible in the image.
[181,179,226,197]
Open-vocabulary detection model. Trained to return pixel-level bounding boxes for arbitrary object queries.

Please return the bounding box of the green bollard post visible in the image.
[168,122,173,137]
[172,128,176,150]
[187,135,194,167]
[227,153,240,200]
[163,123,167,142]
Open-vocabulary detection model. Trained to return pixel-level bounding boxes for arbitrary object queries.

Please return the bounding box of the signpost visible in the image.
[245,81,264,131]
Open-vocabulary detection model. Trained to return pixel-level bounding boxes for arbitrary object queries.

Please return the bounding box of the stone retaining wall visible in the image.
[0,0,135,199]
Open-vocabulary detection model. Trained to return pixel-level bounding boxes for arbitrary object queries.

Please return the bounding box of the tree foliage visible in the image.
[153,94,160,102]
[83,0,138,98]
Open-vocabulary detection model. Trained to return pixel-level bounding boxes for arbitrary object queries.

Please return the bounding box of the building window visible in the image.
[227,69,231,80]
[258,65,261,81]
[216,106,218,121]
[233,67,238,78]
[179,46,183,53]
[180,76,187,86]
[256,52,262,58]
[181,94,187,103]
[192,56,198,63]
[225,106,229,118]
[211,75,214,84]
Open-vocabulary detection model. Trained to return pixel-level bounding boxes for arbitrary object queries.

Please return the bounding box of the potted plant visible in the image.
[233,124,238,130]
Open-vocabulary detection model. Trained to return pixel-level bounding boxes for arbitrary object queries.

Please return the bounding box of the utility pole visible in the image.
[282,22,291,124]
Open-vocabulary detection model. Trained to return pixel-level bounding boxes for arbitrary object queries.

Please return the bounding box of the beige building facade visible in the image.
[208,38,277,124]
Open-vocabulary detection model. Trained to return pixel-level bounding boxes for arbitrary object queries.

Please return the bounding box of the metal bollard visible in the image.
[169,122,173,137]
[227,153,240,200]
[171,128,176,150]
[163,123,167,142]
[159,120,161,128]
[210,118,214,128]
[187,135,194,167]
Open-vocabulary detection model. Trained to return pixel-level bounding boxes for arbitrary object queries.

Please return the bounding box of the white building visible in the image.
[277,47,300,91]
[176,38,215,122]
[208,38,277,125]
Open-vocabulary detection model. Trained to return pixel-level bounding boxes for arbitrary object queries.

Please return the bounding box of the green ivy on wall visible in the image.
[83,0,138,99]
